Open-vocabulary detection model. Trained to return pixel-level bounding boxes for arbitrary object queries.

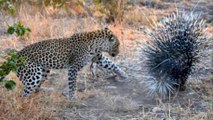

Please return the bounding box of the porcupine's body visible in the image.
[144,11,208,96]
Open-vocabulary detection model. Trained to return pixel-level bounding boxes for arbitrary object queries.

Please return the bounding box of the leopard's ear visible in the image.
[104,27,110,33]
[104,27,112,34]
[104,28,114,42]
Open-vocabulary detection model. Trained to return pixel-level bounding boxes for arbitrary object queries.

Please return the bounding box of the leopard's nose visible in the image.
[111,53,116,57]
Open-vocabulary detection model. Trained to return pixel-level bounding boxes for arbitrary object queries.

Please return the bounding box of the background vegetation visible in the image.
[0,0,212,120]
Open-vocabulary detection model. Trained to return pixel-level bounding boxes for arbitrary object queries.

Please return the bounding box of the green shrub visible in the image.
[44,0,68,8]
[0,50,26,90]
[7,22,31,37]
[0,0,15,15]
[92,0,125,23]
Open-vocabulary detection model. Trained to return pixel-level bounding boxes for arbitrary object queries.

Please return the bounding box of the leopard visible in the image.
[91,54,127,79]
[16,28,126,98]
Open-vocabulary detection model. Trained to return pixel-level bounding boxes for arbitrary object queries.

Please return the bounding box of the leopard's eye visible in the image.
[109,35,114,42]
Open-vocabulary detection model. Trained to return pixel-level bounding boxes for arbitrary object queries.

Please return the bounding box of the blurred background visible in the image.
[0,0,212,120]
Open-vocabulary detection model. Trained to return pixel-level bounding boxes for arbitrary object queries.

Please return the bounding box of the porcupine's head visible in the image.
[143,11,207,96]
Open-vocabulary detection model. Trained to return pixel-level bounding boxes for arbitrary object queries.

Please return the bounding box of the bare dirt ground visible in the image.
[0,0,212,120]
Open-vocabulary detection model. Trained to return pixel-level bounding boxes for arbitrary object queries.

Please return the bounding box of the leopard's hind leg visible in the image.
[17,63,48,97]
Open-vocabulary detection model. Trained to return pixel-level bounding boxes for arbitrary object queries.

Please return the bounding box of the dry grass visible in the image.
[0,71,78,120]
[0,73,53,120]
[18,10,101,41]
[0,0,212,120]
[123,6,158,28]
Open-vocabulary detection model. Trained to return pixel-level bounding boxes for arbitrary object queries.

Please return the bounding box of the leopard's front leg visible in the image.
[67,66,78,98]
[92,54,128,79]
[67,59,86,99]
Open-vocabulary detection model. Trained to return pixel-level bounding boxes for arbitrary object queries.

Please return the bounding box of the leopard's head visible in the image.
[104,28,120,57]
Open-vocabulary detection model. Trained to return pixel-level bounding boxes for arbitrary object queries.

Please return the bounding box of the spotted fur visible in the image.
[17,28,120,98]
[91,54,127,79]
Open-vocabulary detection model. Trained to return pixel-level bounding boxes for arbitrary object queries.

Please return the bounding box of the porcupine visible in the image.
[143,11,209,96]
